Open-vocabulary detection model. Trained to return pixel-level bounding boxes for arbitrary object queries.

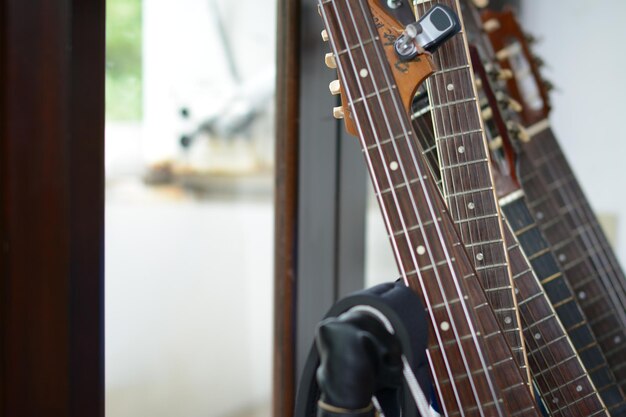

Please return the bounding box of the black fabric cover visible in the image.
[294,281,431,417]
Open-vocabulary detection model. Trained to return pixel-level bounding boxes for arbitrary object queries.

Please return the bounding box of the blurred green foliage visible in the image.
[106,0,142,121]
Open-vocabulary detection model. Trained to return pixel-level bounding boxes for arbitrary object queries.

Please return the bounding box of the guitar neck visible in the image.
[500,192,626,413]
[501,217,608,416]
[519,125,626,391]
[412,0,529,385]
[318,0,538,414]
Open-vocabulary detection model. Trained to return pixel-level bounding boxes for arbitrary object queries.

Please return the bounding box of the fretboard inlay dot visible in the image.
[416,245,426,256]
[476,253,484,261]
[359,68,368,78]
[615,336,622,344]
[468,202,475,210]
[504,316,512,325]
[440,321,450,332]
[578,291,587,300]
[558,254,567,262]
[458,146,465,154]
[534,333,542,340]
[536,211,544,220]
[576,385,583,392]
[447,83,454,91]
[390,161,399,171]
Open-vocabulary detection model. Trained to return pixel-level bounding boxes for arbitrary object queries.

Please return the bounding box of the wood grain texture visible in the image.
[0,0,105,415]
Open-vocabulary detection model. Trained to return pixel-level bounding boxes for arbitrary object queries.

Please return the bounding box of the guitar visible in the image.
[409,2,616,414]
[318,0,539,414]
[482,8,626,393]
[466,19,625,413]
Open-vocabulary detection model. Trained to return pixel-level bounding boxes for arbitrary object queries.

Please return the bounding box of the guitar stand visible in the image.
[295,282,435,417]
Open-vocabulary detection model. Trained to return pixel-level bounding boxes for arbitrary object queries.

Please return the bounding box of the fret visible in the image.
[434,64,470,75]
[334,36,379,55]
[432,97,477,110]
[464,238,504,249]
[350,85,395,105]
[446,185,494,198]
[435,128,484,141]
[440,157,489,171]
[364,132,410,151]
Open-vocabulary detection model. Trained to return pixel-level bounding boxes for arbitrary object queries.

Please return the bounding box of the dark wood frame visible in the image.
[0,0,105,415]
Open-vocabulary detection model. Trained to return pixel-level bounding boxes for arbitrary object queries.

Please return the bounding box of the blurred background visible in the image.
[106,1,274,416]
[105,1,626,416]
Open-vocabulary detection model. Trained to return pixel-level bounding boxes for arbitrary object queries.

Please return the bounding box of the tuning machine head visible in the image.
[394,4,461,61]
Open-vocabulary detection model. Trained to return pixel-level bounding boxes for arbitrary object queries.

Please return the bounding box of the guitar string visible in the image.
[322,2,508,407]
[319,1,492,414]
[411,101,590,416]
[416,1,591,412]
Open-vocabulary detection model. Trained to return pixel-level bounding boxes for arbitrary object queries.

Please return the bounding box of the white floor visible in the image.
[106,180,273,417]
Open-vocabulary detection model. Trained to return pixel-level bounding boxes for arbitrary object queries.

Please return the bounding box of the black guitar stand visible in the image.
[294,282,435,417]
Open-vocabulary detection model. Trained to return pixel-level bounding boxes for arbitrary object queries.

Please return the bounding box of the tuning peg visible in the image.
[543,79,556,92]
[333,106,344,119]
[329,80,341,95]
[321,29,329,42]
[483,19,500,33]
[325,53,337,69]
[506,98,523,113]
[507,122,530,143]
[497,92,523,113]
[497,69,514,81]
[474,78,483,90]
[496,47,511,62]
[489,136,503,151]
[481,107,493,121]
[472,0,489,8]
[533,55,545,68]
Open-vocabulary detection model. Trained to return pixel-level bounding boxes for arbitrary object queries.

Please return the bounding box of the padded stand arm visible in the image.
[315,310,403,415]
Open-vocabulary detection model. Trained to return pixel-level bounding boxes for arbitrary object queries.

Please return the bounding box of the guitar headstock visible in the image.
[318,1,459,135]
[469,44,529,197]
[480,8,552,126]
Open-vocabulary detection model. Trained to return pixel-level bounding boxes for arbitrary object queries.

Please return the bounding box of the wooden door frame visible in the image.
[0,1,105,415]
[273,0,368,416]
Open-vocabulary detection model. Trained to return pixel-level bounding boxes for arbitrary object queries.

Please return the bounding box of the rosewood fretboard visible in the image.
[414,0,529,385]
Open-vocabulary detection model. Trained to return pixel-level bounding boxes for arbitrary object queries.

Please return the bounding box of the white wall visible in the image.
[519,0,626,260]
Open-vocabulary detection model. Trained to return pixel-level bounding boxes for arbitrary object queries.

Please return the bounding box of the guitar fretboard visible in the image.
[520,126,626,392]
[502,217,608,416]
[501,193,626,414]
[413,0,528,385]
